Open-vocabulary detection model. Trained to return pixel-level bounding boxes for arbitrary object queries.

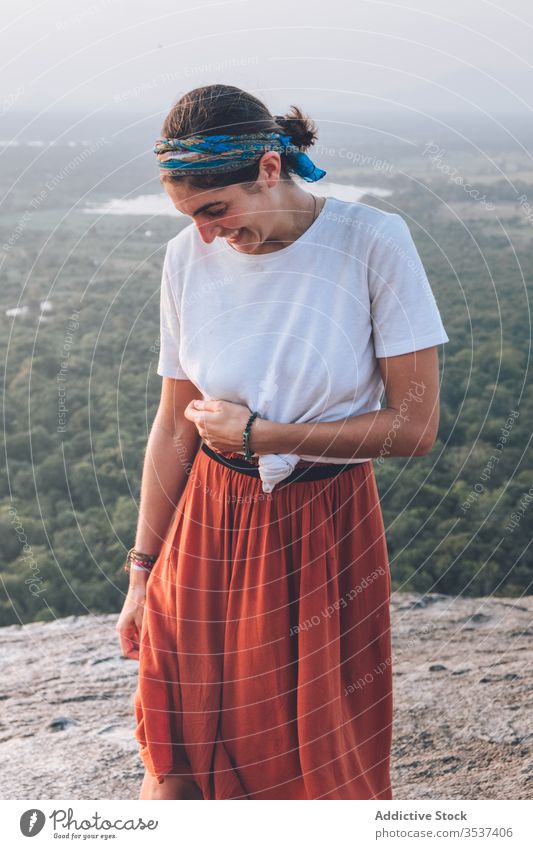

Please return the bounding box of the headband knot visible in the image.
[153,132,326,182]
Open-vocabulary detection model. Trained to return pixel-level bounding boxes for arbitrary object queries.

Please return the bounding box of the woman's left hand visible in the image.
[183,398,253,453]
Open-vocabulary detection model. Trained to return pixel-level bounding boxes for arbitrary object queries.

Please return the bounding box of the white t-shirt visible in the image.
[157,195,449,485]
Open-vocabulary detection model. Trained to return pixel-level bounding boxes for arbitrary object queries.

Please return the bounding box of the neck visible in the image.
[255,185,322,254]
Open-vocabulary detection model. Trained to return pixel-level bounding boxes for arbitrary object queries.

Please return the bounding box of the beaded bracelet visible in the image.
[243,410,259,461]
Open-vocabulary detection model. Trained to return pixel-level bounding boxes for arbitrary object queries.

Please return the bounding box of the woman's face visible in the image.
[161,152,284,254]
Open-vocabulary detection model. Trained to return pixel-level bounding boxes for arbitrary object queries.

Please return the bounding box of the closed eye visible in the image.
[205,206,226,218]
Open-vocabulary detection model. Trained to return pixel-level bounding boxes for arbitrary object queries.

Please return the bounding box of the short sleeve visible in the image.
[156,244,190,379]
[367,213,449,357]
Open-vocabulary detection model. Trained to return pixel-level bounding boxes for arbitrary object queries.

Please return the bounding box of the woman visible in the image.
[116,84,449,800]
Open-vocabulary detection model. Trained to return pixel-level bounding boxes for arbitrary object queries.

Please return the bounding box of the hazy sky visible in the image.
[2,0,532,120]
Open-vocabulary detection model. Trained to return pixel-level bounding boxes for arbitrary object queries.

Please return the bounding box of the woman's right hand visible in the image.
[116,583,147,661]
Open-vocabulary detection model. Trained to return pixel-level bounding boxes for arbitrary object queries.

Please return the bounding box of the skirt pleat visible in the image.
[134,446,393,800]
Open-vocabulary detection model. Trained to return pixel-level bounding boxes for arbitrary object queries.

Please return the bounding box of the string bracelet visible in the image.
[123,546,158,574]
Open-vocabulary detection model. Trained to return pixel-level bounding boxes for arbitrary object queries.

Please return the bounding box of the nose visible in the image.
[194,220,222,244]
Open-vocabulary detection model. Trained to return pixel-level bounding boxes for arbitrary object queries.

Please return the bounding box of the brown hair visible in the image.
[158,84,319,190]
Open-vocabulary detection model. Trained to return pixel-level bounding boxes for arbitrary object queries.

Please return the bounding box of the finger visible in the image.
[118,633,134,658]
[185,407,210,424]
[183,406,198,421]
[194,399,222,413]
[120,623,139,644]
[124,633,140,659]
[125,642,139,661]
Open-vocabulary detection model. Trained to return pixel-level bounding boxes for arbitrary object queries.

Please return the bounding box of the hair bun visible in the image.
[274,106,318,150]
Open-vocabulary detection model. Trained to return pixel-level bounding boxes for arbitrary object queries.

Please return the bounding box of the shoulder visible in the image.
[322,196,408,244]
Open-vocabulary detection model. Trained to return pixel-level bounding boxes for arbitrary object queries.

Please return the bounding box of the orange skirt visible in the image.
[134,445,393,800]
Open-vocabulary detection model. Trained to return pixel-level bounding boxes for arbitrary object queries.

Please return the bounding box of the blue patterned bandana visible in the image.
[153,132,326,182]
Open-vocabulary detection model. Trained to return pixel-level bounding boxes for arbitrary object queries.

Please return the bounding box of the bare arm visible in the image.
[116,377,202,658]
[130,376,201,586]
[130,377,201,584]
[250,346,442,459]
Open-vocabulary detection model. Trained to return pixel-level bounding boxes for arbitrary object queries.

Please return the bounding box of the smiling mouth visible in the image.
[225,228,245,243]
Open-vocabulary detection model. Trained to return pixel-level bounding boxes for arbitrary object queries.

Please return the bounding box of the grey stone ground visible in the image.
[0,592,531,799]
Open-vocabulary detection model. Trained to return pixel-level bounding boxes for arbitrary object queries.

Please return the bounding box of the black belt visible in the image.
[200,442,359,484]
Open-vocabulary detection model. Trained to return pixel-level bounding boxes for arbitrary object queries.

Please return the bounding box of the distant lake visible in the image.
[83,182,392,217]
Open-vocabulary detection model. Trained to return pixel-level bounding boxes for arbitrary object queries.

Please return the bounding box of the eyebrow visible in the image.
[191,200,226,217]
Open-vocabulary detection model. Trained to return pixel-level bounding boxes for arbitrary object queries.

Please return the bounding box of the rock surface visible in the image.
[0,592,531,799]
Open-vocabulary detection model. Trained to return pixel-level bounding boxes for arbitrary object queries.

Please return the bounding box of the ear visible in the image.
[257,151,282,187]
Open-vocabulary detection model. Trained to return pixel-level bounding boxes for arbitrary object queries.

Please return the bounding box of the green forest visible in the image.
[1,125,532,626]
